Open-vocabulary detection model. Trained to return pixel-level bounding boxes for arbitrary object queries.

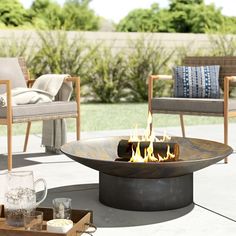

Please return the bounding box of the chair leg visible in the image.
[76,116,80,140]
[23,122,31,152]
[7,121,13,171]
[180,114,186,137]
[224,115,228,164]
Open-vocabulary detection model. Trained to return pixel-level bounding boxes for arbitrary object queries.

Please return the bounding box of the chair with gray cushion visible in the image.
[0,57,80,170]
[148,56,236,163]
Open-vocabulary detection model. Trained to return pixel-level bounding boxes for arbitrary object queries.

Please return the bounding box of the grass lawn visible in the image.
[0,103,235,136]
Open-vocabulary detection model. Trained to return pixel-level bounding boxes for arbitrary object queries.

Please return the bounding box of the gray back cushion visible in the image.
[0,58,27,94]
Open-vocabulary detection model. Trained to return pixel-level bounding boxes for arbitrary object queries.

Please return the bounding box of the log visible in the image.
[116,139,179,161]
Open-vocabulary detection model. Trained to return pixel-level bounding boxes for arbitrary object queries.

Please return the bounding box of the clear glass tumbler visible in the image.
[24,210,44,231]
[52,198,72,219]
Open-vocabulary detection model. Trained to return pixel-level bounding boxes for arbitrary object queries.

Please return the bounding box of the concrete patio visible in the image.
[0,123,236,235]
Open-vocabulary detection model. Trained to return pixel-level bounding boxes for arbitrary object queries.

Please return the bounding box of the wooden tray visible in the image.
[0,205,93,236]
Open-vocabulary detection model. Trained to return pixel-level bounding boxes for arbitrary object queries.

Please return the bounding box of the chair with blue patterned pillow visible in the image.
[148,56,236,163]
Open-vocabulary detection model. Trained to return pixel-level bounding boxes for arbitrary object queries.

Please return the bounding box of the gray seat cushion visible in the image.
[151,97,236,115]
[0,58,27,94]
[0,101,77,122]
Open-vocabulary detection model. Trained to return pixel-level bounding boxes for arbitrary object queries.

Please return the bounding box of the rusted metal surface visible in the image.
[61,136,233,179]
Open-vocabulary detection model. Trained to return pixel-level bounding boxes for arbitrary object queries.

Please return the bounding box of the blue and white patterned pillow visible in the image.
[173,65,220,98]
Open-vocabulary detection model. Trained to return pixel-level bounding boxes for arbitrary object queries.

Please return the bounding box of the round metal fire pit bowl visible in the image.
[61,136,233,211]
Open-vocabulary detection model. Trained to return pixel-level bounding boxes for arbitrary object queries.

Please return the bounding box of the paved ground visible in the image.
[0,124,236,235]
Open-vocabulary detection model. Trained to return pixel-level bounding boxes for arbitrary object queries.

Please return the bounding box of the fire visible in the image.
[129,124,140,142]
[129,112,171,143]
[129,142,145,163]
[157,145,176,162]
[144,112,153,141]
[129,141,176,163]
[128,112,176,163]
[158,130,171,142]
[144,141,158,162]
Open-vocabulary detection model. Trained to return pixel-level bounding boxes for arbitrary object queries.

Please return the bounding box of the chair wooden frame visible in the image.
[0,58,80,170]
[148,56,236,164]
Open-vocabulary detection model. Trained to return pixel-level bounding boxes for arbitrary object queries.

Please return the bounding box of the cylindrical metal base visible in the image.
[99,172,193,211]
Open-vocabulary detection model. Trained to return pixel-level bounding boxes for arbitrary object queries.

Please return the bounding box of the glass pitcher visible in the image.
[4,171,47,227]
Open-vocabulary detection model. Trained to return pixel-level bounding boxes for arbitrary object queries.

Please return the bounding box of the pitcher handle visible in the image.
[34,178,47,206]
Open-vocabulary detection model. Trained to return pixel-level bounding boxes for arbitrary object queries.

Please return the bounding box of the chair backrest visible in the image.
[0,57,28,94]
[183,56,236,87]
[18,57,29,81]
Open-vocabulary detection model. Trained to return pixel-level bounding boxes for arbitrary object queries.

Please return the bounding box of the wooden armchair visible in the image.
[0,57,80,170]
[148,56,236,163]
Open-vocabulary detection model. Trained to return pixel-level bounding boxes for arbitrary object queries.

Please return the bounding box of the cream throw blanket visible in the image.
[0,87,53,106]
[34,74,73,153]
[0,74,73,153]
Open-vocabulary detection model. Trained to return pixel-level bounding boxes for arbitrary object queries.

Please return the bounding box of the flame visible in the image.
[129,142,144,163]
[129,124,141,142]
[144,112,152,141]
[127,112,176,163]
[129,112,171,143]
[144,141,158,162]
[158,130,171,142]
[157,145,176,162]
[129,112,159,143]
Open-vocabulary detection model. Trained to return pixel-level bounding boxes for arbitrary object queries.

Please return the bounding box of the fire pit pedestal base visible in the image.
[99,172,193,211]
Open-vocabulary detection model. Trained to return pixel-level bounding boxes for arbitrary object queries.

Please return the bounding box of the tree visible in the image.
[169,0,223,33]
[0,0,27,27]
[62,0,99,31]
[169,0,203,11]
[116,0,228,33]
[190,4,223,33]
[28,0,63,29]
[116,3,174,32]
[27,0,99,30]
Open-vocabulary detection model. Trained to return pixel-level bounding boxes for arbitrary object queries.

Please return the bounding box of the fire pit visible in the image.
[61,136,232,211]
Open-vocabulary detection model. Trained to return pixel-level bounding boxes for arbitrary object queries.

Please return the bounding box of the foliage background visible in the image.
[1,0,236,102]
[1,0,236,33]
[1,30,236,102]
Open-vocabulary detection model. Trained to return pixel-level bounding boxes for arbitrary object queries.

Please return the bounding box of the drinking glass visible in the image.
[52,198,72,219]
[24,210,44,231]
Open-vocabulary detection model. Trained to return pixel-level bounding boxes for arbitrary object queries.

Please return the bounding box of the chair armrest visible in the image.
[224,76,236,83]
[65,76,80,102]
[223,76,236,115]
[67,76,80,140]
[148,75,172,113]
[0,80,12,122]
[27,79,35,88]
[66,76,80,119]
[149,75,173,81]
[0,80,12,105]
[224,76,236,98]
[65,76,80,83]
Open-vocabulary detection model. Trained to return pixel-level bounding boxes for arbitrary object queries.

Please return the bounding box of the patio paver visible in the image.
[0,124,236,235]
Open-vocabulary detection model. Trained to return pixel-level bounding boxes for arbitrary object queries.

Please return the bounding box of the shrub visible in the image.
[84,45,128,103]
[29,31,97,86]
[125,35,174,101]
[208,33,236,56]
[0,33,33,59]
[208,33,236,96]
